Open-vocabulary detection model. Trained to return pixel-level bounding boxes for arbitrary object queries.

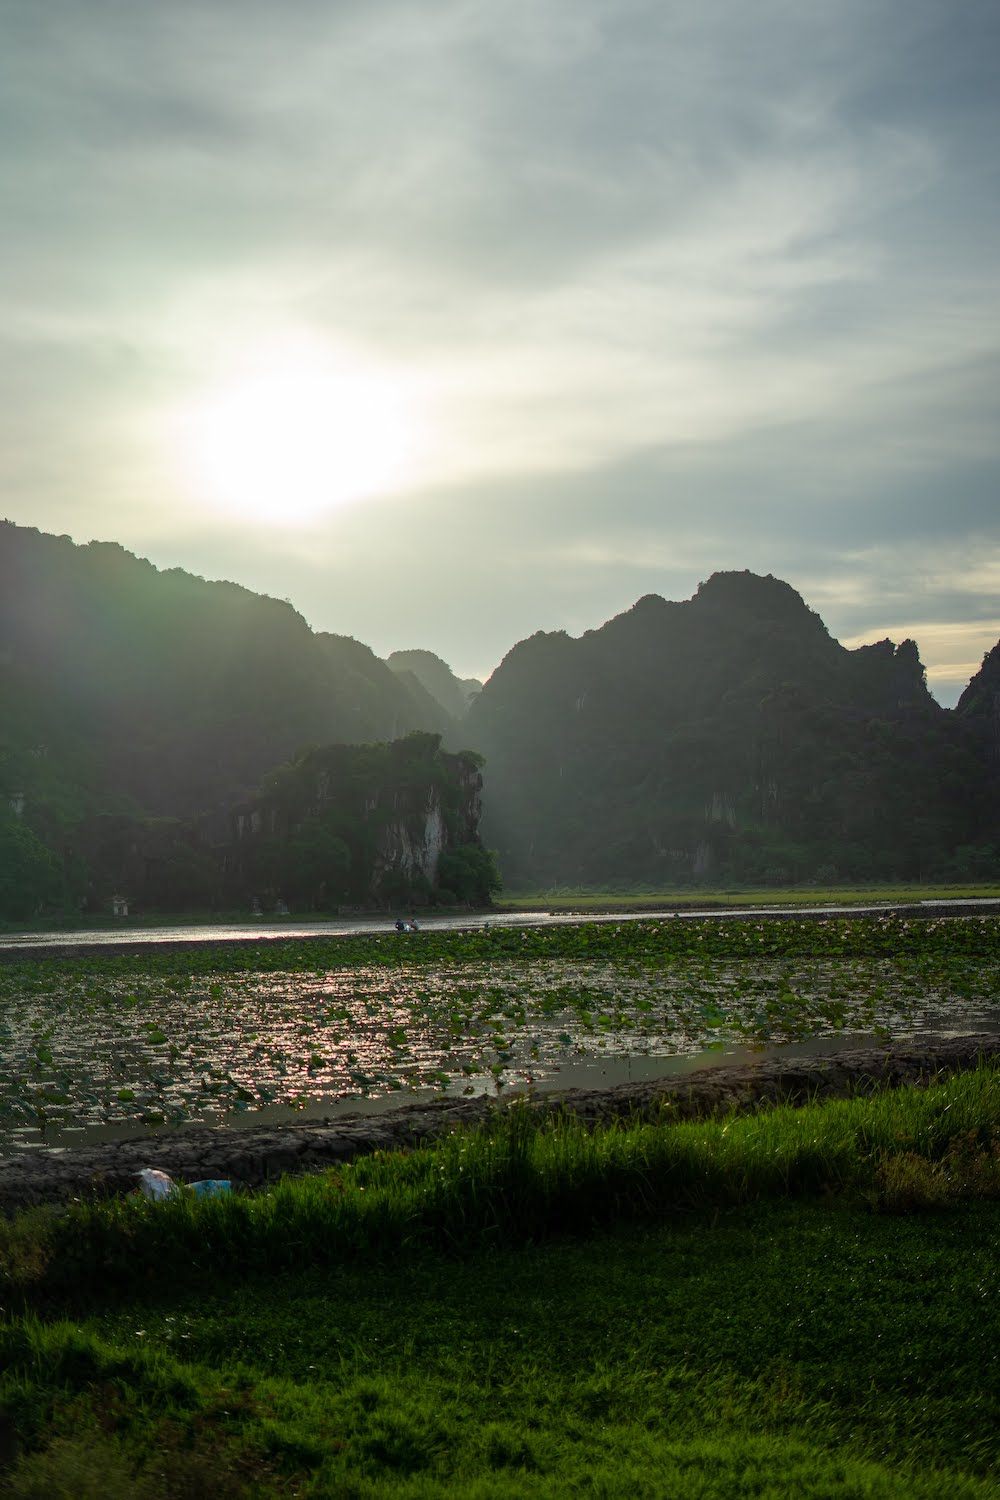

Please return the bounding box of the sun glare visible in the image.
[174,337,425,523]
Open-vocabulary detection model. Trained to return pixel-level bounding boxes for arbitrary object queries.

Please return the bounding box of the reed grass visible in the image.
[3,1062,998,1301]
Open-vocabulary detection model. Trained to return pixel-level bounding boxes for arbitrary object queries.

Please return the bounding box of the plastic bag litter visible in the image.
[190,1179,231,1198]
[135,1168,179,1201]
[135,1170,232,1201]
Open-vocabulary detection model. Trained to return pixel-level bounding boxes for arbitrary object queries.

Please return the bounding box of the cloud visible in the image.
[1,0,998,708]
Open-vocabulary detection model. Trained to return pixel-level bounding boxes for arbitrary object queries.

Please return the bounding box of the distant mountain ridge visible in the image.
[386,649,481,722]
[466,570,1000,886]
[0,522,480,914]
[0,522,461,826]
[2,523,998,912]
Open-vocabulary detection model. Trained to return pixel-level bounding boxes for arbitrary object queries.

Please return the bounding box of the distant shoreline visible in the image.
[2,898,999,964]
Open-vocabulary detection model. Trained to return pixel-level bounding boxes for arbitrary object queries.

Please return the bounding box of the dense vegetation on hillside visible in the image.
[467,571,1000,887]
[2,522,999,915]
[232,732,498,910]
[0,525,482,917]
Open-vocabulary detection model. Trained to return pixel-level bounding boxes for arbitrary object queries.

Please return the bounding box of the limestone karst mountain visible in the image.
[0,522,457,823]
[386,648,481,721]
[2,522,997,914]
[956,640,1000,760]
[466,571,1000,887]
[0,522,475,913]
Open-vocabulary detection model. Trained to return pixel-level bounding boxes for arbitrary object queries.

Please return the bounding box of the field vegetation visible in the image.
[0,916,998,1496]
[497,881,1000,910]
[1,1067,999,1496]
[1,916,998,1151]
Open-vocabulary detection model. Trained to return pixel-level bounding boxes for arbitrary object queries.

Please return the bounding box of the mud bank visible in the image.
[1,1034,998,1215]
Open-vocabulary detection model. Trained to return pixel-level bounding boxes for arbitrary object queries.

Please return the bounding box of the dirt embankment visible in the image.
[1,1035,998,1216]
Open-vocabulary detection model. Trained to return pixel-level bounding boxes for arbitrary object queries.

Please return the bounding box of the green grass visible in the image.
[4,1064,1000,1300]
[498,881,1000,910]
[2,1068,999,1496]
[4,1199,999,1498]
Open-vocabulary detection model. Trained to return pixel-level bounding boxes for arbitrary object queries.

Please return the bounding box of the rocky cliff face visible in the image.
[229,733,488,909]
[370,771,478,896]
[367,750,482,897]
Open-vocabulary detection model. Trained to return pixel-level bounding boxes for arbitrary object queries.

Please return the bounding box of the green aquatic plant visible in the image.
[0,917,996,1149]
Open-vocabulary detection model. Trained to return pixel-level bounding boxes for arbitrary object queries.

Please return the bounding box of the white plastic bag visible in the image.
[135,1168,178,1201]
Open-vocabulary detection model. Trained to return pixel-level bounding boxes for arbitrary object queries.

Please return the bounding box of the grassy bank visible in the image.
[2,1066,999,1496]
[497,881,1000,911]
[4,880,1000,936]
[4,1063,1000,1297]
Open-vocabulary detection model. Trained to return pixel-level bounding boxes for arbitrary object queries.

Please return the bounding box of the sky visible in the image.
[2,0,998,705]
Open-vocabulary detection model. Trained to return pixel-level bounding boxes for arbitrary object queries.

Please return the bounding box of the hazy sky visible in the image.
[2,0,998,703]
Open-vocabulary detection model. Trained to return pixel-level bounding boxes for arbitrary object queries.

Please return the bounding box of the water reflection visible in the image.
[3,897,999,953]
[1,943,995,1156]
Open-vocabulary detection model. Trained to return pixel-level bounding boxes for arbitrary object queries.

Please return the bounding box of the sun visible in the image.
[174,336,425,523]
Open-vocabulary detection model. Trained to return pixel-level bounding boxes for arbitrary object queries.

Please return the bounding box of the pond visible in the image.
[3,941,998,1155]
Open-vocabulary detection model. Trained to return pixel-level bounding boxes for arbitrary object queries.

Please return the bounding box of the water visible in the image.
[1,942,996,1157]
[3,897,999,953]
[7,1013,996,1158]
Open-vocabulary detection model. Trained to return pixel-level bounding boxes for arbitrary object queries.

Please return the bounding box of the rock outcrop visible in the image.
[229,732,487,908]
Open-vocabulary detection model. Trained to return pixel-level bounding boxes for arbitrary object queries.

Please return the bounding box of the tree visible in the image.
[0,815,65,919]
[437,844,502,905]
[280,822,351,908]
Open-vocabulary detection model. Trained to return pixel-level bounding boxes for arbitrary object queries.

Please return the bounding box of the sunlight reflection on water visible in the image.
[1,948,997,1155]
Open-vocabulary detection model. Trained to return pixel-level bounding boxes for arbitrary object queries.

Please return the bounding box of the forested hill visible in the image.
[0,521,462,829]
[3,523,999,911]
[466,571,1000,887]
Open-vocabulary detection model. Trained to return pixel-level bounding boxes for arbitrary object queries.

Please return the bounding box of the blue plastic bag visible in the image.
[189,1179,231,1198]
